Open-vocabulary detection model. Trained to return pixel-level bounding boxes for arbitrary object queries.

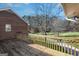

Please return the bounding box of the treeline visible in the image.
[23,15,79,33]
[22,15,70,33]
[22,3,79,33]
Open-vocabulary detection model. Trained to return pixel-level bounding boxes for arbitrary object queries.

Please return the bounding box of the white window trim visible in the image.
[5,24,11,32]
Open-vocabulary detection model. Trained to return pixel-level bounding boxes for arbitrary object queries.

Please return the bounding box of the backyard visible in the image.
[29,32,79,49]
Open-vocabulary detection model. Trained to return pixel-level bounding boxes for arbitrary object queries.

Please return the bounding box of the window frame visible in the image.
[5,24,12,32]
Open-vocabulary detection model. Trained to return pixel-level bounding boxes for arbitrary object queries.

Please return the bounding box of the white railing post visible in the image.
[65,44,68,53]
[72,47,75,56]
[76,48,79,56]
[68,45,71,54]
[62,43,65,52]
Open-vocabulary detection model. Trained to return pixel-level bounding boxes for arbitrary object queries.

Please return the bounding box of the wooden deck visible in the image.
[0,39,70,56]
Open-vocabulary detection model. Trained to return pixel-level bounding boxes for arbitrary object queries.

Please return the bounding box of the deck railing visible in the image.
[29,35,79,56]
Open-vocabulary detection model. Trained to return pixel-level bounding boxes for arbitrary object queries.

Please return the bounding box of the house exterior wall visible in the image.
[0,10,28,40]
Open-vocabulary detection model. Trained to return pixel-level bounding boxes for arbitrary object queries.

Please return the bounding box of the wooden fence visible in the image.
[29,36,79,56]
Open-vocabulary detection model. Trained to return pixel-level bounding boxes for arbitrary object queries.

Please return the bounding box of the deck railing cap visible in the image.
[72,47,75,49]
[76,48,79,51]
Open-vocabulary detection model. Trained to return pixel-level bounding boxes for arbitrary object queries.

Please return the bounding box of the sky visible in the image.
[0,3,65,19]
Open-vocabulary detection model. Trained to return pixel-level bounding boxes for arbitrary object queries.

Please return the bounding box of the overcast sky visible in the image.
[0,3,65,19]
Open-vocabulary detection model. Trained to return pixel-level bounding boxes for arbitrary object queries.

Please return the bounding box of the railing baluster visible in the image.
[53,43,55,50]
[29,36,79,56]
[72,47,75,56]
[52,43,54,49]
[68,45,71,54]
[75,48,78,56]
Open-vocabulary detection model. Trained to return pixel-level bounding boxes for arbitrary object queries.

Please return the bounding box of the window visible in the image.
[5,24,11,32]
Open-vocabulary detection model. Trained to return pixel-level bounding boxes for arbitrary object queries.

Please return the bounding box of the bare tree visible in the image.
[33,3,55,34]
[23,3,66,35]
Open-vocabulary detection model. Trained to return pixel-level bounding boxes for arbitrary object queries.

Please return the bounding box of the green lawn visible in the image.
[32,32,79,37]
[29,32,79,49]
[59,32,79,37]
[32,32,55,35]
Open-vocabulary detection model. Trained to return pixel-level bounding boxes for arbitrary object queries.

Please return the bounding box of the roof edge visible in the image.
[0,8,28,26]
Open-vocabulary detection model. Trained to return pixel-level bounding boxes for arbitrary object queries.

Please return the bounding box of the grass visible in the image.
[29,32,79,49]
[32,32,54,35]
[59,32,79,37]
[32,32,79,37]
